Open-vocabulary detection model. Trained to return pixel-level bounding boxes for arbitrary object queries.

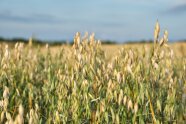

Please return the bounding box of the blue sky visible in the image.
[0,0,186,42]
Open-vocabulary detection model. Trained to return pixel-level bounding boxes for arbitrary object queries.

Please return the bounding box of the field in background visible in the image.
[1,40,185,58]
[41,42,186,58]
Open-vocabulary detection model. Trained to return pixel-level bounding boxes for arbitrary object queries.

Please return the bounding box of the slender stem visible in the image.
[147,91,156,124]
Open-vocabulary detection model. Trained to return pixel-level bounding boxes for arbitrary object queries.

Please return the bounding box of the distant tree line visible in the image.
[0,36,185,45]
[0,36,68,45]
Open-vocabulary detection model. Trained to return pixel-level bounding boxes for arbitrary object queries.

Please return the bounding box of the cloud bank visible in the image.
[168,4,186,14]
[0,12,63,24]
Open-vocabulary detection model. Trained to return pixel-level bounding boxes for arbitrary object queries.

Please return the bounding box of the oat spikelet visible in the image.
[134,103,138,114]
[19,104,24,116]
[154,20,160,44]
[3,86,9,99]
[4,45,10,60]
[123,95,127,105]
[127,99,133,110]
[15,104,24,124]
[118,89,123,105]
[73,32,81,48]
[163,30,168,42]
[159,38,164,47]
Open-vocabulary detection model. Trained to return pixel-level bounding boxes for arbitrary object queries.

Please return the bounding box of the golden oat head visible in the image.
[154,20,160,44]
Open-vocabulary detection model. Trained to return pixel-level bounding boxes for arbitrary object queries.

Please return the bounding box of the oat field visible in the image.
[0,23,186,123]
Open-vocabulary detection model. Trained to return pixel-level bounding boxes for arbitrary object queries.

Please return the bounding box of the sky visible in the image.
[0,0,186,42]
